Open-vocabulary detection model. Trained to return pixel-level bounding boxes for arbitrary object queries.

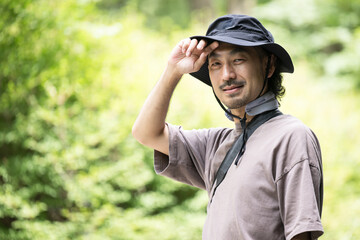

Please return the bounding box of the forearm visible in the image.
[132,64,182,154]
[132,38,218,154]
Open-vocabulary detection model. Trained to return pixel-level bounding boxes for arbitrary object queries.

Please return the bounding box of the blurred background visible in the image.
[1,0,360,239]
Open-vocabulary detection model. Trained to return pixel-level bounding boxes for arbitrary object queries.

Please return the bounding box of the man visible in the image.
[132,15,323,240]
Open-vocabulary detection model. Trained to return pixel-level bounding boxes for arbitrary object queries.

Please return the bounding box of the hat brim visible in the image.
[189,35,294,86]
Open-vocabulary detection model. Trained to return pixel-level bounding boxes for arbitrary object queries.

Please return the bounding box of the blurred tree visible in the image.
[189,0,213,10]
[1,0,360,239]
[256,0,360,88]
[96,0,256,31]
[0,0,207,239]
[0,0,69,218]
[227,0,256,14]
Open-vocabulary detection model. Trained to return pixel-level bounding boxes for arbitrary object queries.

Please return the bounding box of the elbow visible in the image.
[132,122,169,154]
[132,123,144,144]
[132,122,167,149]
[132,122,152,146]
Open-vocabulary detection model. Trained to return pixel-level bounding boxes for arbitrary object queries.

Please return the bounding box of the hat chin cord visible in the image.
[212,55,272,125]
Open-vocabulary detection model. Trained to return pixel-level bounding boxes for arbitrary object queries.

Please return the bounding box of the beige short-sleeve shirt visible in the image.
[154,114,323,240]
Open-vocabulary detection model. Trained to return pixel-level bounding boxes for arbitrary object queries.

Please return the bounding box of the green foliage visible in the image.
[0,0,207,239]
[96,0,192,31]
[255,0,360,89]
[1,0,360,239]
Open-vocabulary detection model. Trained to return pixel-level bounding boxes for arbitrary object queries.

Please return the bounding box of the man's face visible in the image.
[208,43,268,115]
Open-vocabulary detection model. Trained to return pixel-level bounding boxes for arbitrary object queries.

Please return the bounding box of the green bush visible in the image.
[1,0,360,239]
[0,0,207,239]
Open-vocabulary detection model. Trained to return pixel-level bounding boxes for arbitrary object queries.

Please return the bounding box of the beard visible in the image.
[223,95,249,109]
[218,79,250,109]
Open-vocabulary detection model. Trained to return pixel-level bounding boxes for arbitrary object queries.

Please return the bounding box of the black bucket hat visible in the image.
[189,14,294,86]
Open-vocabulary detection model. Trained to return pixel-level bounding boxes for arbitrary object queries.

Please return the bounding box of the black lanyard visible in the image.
[211,109,283,200]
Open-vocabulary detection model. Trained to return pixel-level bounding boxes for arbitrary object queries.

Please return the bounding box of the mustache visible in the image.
[219,80,246,90]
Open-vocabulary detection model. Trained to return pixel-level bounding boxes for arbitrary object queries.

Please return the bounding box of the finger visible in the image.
[194,52,208,69]
[186,39,198,57]
[203,41,219,54]
[197,39,207,50]
[182,38,191,54]
[194,42,219,68]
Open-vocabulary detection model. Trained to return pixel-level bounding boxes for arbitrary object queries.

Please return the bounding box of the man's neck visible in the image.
[233,113,255,124]
[231,92,279,124]
[231,108,254,124]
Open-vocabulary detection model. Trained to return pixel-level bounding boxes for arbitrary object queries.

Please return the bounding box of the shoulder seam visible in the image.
[275,158,310,183]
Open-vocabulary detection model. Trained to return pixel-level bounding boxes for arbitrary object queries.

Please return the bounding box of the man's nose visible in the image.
[222,64,236,81]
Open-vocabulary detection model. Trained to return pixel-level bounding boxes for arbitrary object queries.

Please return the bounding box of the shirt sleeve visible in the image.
[154,123,211,190]
[276,160,324,240]
[275,128,324,240]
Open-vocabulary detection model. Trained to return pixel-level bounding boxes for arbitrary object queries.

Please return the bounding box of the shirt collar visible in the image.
[225,91,279,121]
[245,91,279,116]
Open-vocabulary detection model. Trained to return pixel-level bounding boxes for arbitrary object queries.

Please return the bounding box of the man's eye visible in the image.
[234,59,244,63]
[211,62,221,67]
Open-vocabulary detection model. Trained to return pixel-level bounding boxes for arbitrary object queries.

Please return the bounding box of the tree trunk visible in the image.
[189,0,213,10]
[227,0,256,14]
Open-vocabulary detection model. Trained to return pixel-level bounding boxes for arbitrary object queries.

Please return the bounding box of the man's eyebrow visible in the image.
[208,47,248,59]
[209,51,220,59]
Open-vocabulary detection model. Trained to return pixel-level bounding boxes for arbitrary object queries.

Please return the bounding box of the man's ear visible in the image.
[267,54,277,78]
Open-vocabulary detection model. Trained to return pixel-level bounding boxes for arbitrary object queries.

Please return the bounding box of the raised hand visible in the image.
[133,38,217,155]
[168,38,219,76]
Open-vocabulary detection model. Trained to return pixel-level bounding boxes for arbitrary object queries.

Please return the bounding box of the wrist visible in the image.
[164,63,183,83]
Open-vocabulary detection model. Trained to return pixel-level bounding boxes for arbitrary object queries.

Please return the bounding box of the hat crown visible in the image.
[189,14,294,86]
[206,15,274,43]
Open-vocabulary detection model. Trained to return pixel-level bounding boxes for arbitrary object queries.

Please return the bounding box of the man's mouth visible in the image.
[221,82,245,94]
